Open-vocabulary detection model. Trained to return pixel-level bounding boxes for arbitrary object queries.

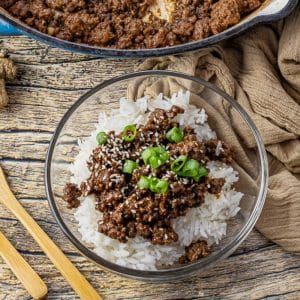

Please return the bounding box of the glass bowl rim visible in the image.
[45,70,268,281]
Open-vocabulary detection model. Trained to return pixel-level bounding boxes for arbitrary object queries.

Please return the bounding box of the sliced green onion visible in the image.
[149,177,169,193]
[149,177,159,191]
[193,165,208,182]
[180,159,200,178]
[171,155,188,173]
[96,131,108,145]
[122,124,137,142]
[141,147,155,164]
[122,160,138,174]
[137,176,169,193]
[149,156,161,169]
[141,146,169,168]
[171,154,208,182]
[154,179,169,193]
[166,127,184,143]
[155,147,169,162]
[137,176,150,189]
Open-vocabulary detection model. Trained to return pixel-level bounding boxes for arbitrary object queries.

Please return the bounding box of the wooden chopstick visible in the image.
[0,231,48,299]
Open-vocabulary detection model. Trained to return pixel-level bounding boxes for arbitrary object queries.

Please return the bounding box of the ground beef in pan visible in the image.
[1,0,264,49]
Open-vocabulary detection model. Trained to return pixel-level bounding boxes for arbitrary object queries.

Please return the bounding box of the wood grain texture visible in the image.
[0,36,300,300]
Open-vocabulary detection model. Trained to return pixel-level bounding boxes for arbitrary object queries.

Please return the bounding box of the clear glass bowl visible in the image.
[45,70,268,281]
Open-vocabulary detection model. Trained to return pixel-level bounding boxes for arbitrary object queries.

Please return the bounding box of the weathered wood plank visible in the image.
[0,36,105,63]
[0,161,45,199]
[6,86,84,107]
[0,86,121,131]
[0,132,51,160]
[10,61,136,90]
[0,241,300,299]
[0,37,141,91]
[0,200,76,253]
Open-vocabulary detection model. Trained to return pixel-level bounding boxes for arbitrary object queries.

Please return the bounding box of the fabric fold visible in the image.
[136,5,300,254]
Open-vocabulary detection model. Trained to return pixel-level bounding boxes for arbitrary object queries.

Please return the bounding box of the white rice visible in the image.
[70,90,243,270]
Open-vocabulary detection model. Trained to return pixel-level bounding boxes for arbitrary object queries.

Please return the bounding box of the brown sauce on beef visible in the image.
[63,105,232,248]
[1,0,263,49]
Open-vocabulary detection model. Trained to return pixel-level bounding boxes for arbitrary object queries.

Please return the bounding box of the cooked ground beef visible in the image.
[63,105,233,248]
[63,183,81,209]
[1,0,264,49]
[179,240,210,263]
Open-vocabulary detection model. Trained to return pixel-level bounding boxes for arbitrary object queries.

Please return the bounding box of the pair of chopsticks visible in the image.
[0,166,101,299]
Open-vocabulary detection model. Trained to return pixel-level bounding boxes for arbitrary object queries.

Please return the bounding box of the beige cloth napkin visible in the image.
[136,6,300,254]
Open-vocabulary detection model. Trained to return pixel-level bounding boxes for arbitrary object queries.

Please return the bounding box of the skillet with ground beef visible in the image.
[0,0,264,49]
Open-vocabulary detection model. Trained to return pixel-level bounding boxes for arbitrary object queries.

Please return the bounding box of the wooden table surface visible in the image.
[0,36,300,300]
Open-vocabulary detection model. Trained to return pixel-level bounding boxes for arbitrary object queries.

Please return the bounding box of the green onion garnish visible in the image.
[149,177,169,193]
[137,176,150,189]
[193,165,209,182]
[180,159,200,178]
[122,124,137,142]
[122,160,138,174]
[154,179,169,193]
[137,176,169,193]
[172,156,208,182]
[166,127,184,143]
[141,146,169,169]
[96,131,108,145]
[155,147,169,163]
[149,177,159,192]
[171,155,188,173]
[141,147,154,165]
[149,156,161,169]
